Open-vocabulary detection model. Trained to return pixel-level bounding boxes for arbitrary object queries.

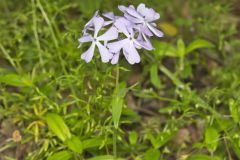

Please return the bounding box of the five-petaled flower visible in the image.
[79,17,118,63]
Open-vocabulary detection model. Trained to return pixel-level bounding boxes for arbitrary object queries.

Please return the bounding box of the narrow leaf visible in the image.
[150,64,162,89]
[153,41,178,57]
[47,151,72,160]
[177,38,185,57]
[229,99,239,123]
[45,113,71,142]
[144,148,160,160]
[204,127,219,152]
[65,136,83,154]
[87,155,114,160]
[112,82,126,128]
[0,74,32,87]
[186,39,214,54]
[129,131,138,145]
[82,137,112,149]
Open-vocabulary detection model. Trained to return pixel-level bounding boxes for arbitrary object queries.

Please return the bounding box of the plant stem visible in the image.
[113,63,119,159]
[113,128,117,159]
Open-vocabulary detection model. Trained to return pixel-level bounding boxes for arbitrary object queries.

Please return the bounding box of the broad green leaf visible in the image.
[187,154,221,160]
[0,74,32,87]
[177,38,186,57]
[204,127,219,152]
[112,82,127,128]
[153,42,177,57]
[129,131,138,145]
[47,151,72,160]
[82,137,112,149]
[45,113,71,142]
[186,39,214,54]
[229,99,239,123]
[87,155,114,160]
[65,136,83,154]
[144,148,160,160]
[150,64,162,89]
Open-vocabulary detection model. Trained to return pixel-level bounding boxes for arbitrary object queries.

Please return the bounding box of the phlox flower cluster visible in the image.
[78,3,163,64]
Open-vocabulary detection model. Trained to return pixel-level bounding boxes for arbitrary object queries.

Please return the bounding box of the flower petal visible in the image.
[103,12,115,20]
[118,5,135,13]
[137,4,159,22]
[98,26,118,41]
[147,23,164,37]
[135,36,154,51]
[124,13,142,23]
[111,52,120,64]
[118,5,128,12]
[81,43,96,63]
[123,42,140,64]
[93,17,104,38]
[96,42,113,63]
[78,34,92,43]
[114,18,130,37]
[104,21,113,26]
[137,3,145,13]
[108,39,128,53]
[126,7,143,20]
[84,11,99,31]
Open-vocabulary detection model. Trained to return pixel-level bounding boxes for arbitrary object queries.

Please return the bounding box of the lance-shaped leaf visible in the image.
[112,82,127,129]
[45,113,71,142]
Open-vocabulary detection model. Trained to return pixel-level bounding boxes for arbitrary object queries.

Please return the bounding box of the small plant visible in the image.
[0,0,239,159]
[78,3,163,159]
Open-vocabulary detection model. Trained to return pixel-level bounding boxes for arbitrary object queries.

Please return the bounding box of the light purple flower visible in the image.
[107,18,145,64]
[82,11,99,34]
[79,17,118,63]
[119,3,164,37]
[78,3,164,65]
[102,12,118,26]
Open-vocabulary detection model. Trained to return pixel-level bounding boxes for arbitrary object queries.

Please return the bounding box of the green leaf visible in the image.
[150,64,162,89]
[229,99,239,123]
[187,154,221,160]
[45,113,71,142]
[159,65,183,88]
[147,129,176,149]
[204,127,219,153]
[47,151,72,160]
[82,137,112,149]
[87,155,114,160]
[177,38,186,57]
[153,41,177,57]
[0,74,32,87]
[144,148,160,160]
[65,136,82,154]
[159,106,179,114]
[129,131,138,145]
[112,82,127,128]
[230,137,240,159]
[186,39,214,54]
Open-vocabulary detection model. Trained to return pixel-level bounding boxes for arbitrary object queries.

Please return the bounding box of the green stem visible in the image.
[113,128,117,159]
[113,64,119,159]
[179,56,184,71]
[32,0,44,70]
